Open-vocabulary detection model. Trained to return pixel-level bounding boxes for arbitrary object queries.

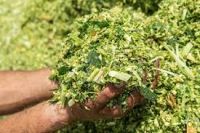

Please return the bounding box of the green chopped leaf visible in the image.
[140,86,157,101]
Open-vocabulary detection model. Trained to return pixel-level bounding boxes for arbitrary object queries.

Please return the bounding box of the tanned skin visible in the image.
[0,69,144,133]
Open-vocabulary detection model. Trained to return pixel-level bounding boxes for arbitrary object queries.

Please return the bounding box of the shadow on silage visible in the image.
[72,0,163,16]
[128,0,163,15]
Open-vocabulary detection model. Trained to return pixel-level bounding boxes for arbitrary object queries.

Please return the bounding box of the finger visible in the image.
[84,83,125,111]
[99,106,124,119]
[94,83,125,111]
[127,89,144,110]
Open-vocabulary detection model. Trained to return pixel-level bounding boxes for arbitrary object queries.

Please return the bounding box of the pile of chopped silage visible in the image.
[0,0,159,70]
[51,0,200,132]
[0,0,199,132]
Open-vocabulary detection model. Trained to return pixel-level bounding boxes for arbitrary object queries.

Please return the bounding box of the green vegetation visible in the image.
[0,0,199,132]
[52,0,200,132]
[0,0,162,70]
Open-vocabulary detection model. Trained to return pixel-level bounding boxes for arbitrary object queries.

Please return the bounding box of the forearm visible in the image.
[0,101,73,133]
[0,69,57,115]
[0,78,144,133]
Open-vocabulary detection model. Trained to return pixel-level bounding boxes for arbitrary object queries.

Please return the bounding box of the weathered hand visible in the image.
[68,84,144,122]
[0,69,144,133]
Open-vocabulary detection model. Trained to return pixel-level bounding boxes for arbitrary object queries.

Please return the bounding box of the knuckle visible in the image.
[104,86,121,98]
[84,100,96,110]
[113,109,123,118]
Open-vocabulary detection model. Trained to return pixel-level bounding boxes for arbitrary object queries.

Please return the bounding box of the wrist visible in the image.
[26,102,75,132]
[39,68,58,91]
[50,103,75,126]
[29,68,58,101]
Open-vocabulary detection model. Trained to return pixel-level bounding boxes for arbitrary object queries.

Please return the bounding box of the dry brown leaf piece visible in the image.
[166,93,177,108]
[186,123,197,133]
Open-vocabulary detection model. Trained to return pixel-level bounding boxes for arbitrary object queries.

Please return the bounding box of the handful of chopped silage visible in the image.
[51,7,158,105]
[51,0,200,132]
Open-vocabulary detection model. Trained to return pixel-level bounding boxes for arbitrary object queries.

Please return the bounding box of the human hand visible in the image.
[0,69,144,133]
[33,83,144,133]
[68,83,144,122]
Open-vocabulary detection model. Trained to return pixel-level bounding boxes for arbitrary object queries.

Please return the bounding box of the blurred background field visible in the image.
[0,0,199,132]
[0,0,63,70]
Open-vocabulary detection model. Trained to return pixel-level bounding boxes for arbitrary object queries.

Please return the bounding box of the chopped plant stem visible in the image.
[108,71,131,82]
[164,45,194,79]
[153,68,178,76]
